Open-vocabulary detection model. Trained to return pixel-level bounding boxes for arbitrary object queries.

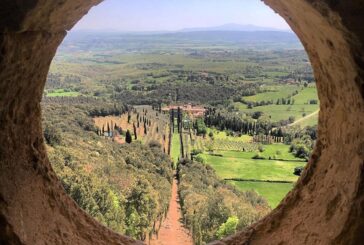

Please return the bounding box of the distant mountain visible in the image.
[160,30,299,45]
[62,29,302,53]
[180,23,290,32]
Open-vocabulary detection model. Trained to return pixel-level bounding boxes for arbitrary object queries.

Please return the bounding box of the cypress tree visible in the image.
[125,130,132,144]
[133,123,137,140]
[107,123,110,136]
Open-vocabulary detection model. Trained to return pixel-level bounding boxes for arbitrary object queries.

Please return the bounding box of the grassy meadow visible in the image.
[227,180,294,208]
[235,86,319,124]
[197,143,306,208]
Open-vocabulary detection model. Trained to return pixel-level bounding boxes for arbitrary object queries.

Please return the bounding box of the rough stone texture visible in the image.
[0,0,363,245]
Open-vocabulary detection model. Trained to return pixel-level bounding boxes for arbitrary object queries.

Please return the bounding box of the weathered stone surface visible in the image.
[0,0,363,244]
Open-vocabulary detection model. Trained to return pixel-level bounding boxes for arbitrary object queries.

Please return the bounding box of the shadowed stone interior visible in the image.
[0,0,363,244]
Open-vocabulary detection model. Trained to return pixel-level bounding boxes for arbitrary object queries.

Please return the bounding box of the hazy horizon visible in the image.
[73,0,291,32]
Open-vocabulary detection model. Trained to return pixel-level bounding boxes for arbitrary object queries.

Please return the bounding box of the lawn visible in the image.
[227,180,294,208]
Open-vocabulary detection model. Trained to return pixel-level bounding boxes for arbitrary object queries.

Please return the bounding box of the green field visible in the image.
[46,89,81,97]
[212,144,305,161]
[201,145,306,207]
[292,86,318,104]
[243,85,301,102]
[228,180,294,208]
[203,152,304,181]
[207,128,252,142]
[235,86,319,123]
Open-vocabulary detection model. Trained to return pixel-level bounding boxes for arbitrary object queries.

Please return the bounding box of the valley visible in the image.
[42,30,318,244]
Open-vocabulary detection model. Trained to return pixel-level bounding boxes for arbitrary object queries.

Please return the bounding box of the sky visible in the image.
[73,0,291,32]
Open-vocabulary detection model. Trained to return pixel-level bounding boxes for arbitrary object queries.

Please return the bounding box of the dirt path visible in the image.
[149,173,193,245]
[288,109,319,127]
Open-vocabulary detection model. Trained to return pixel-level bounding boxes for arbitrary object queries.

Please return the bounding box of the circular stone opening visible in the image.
[0,1,363,245]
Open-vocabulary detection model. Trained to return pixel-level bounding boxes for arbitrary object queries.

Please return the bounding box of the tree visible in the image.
[194,155,206,163]
[216,216,239,239]
[44,125,62,146]
[125,130,132,144]
[288,116,295,123]
[294,166,304,176]
[252,111,263,119]
[133,123,137,140]
[127,114,131,124]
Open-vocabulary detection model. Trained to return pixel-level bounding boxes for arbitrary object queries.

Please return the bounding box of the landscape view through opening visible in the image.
[42,0,319,244]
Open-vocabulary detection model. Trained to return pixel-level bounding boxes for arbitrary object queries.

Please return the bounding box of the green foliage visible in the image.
[290,135,313,159]
[194,118,207,136]
[43,125,62,146]
[194,154,206,163]
[216,216,239,239]
[178,161,269,244]
[43,102,173,240]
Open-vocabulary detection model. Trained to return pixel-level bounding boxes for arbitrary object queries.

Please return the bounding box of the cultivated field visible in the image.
[197,143,306,207]
[235,86,319,125]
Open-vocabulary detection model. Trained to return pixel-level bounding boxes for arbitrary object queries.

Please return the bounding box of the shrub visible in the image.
[216,216,239,239]
[191,149,203,156]
[252,153,265,160]
[44,125,62,146]
[148,140,161,149]
[194,155,206,164]
[294,166,304,176]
